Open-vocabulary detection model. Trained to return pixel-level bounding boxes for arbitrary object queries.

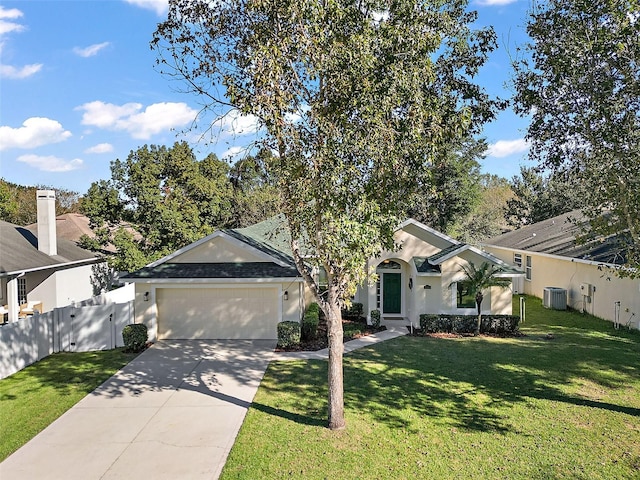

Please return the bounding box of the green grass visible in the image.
[222,297,640,479]
[0,349,139,461]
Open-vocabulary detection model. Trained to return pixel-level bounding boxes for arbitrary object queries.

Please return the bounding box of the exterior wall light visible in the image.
[143,292,150,302]
[284,290,289,301]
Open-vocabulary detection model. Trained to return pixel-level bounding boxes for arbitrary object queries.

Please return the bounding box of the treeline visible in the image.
[1,140,584,271]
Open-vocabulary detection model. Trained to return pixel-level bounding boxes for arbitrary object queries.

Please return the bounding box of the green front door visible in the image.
[383,273,402,314]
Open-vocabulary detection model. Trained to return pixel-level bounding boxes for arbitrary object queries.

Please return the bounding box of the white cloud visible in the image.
[0,117,72,150]
[0,6,42,79]
[475,0,517,5]
[123,0,168,16]
[18,154,83,172]
[77,100,197,139]
[214,109,261,137]
[486,138,530,158]
[73,42,110,58]
[85,143,114,154]
[0,7,24,35]
[0,63,42,79]
[77,100,142,128]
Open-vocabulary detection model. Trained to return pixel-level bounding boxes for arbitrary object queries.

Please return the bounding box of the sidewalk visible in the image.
[271,325,408,361]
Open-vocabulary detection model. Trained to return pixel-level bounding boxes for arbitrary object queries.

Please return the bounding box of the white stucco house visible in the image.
[0,191,103,323]
[482,210,640,330]
[124,216,520,341]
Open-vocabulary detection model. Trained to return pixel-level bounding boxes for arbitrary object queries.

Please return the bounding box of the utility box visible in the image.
[580,283,593,296]
[543,287,567,310]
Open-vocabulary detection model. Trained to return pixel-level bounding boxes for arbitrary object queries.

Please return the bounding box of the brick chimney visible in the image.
[36,189,57,256]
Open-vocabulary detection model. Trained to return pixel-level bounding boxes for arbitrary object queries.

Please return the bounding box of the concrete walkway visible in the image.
[272,325,408,361]
[0,340,276,480]
[1,327,407,480]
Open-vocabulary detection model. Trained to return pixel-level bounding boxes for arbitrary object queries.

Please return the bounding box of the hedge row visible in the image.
[419,314,519,334]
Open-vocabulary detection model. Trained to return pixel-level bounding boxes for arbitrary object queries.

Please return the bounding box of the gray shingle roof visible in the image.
[0,220,99,276]
[484,210,628,265]
[123,262,299,280]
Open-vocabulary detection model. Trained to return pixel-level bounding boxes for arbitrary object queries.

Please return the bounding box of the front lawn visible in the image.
[222,297,640,479]
[0,349,139,462]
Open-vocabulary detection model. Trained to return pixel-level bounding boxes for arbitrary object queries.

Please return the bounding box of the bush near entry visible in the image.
[122,324,148,352]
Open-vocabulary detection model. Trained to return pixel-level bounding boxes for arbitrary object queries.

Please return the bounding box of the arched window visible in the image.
[376,260,401,271]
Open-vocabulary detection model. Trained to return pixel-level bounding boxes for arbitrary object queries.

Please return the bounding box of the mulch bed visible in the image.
[276,316,386,352]
[409,328,527,339]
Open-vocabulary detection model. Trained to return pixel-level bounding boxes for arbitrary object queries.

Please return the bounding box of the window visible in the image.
[18,277,27,304]
[513,253,522,268]
[456,281,476,309]
[525,255,532,281]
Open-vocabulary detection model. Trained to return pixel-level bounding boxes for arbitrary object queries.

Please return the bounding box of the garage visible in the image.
[156,286,280,340]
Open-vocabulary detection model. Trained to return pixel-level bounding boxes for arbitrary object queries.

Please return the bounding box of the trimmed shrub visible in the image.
[370,309,381,329]
[122,323,148,352]
[277,321,301,348]
[418,314,520,335]
[301,303,320,341]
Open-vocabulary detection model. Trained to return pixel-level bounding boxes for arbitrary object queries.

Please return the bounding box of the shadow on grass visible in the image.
[256,297,640,433]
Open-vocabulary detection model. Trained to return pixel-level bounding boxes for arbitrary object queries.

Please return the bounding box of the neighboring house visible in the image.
[124,216,520,341]
[0,191,103,323]
[481,210,640,329]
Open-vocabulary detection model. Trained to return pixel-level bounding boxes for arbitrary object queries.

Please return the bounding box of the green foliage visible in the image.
[506,166,584,228]
[277,321,301,349]
[122,324,148,353]
[419,314,519,334]
[449,174,514,244]
[456,262,513,334]
[301,303,320,341]
[370,309,381,329]
[154,0,505,430]
[81,142,233,270]
[0,179,80,225]
[405,136,484,235]
[513,0,640,274]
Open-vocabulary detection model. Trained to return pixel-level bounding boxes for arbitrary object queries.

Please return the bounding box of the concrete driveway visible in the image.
[0,339,276,480]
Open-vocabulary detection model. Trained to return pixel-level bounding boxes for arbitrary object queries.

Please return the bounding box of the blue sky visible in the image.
[0,0,533,195]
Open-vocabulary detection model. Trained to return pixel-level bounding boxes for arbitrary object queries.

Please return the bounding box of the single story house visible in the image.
[481,210,640,330]
[1,191,103,323]
[124,216,520,341]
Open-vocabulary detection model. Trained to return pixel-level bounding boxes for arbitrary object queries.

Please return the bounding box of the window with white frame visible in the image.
[18,277,27,304]
[514,253,522,269]
[455,281,476,309]
[525,255,532,281]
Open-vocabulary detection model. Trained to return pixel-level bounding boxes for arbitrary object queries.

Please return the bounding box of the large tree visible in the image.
[0,179,80,225]
[505,166,584,228]
[154,0,503,429]
[450,174,514,244]
[405,136,484,235]
[81,142,233,271]
[513,0,640,274]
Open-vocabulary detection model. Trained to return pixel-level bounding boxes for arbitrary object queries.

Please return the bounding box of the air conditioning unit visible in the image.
[543,287,567,310]
[580,283,593,296]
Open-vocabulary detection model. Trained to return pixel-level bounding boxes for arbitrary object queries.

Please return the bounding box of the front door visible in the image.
[382,273,402,314]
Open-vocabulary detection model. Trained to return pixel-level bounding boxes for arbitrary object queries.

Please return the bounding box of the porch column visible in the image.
[7,277,20,323]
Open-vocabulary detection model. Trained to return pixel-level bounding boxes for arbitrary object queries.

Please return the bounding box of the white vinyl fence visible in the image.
[0,285,134,380]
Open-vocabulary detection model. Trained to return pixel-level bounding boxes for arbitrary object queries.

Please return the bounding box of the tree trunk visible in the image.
[326,286,345,430]
[475,292,483,335]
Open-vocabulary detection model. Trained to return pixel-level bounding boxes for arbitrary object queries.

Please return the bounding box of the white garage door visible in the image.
[156,287,280,339]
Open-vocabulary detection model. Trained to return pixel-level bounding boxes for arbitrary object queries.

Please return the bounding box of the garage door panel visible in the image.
[157,287,279,339]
